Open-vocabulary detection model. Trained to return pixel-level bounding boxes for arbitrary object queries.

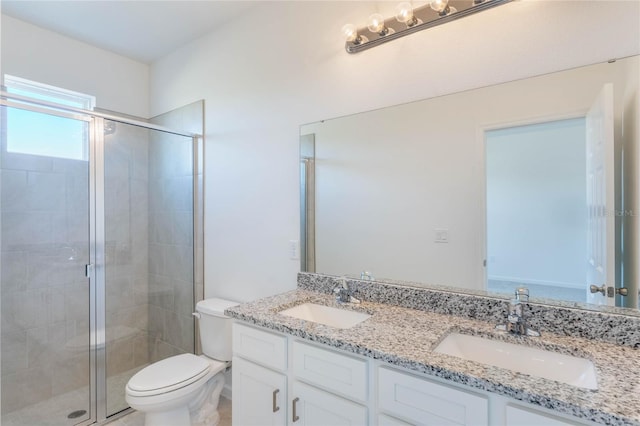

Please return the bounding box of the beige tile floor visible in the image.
[107,396,232,426]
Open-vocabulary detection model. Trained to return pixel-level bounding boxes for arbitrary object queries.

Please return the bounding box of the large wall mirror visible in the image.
[300,55,639,312]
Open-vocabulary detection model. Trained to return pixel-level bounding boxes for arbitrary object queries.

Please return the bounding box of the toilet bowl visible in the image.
[125,298,239,426]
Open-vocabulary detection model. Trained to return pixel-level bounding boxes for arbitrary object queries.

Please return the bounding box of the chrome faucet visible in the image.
[333,277,361,304]
[496,287,540,337]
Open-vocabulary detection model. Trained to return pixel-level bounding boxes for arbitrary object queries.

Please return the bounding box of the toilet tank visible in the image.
[195,298,239,361]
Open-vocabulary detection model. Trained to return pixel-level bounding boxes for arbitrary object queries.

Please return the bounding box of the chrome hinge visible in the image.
[85,264,94,278]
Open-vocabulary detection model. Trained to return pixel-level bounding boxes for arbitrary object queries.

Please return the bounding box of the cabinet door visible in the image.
[233,356,287,426]
[290,381,368,426]
[378,413,414,425]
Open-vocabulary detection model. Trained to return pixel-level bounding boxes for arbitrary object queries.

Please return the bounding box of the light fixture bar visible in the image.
[345,0,512,54]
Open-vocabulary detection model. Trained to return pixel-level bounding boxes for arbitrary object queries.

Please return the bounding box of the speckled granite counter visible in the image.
[226,289,640,426]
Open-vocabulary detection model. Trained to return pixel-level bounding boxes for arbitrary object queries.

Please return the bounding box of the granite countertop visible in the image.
[226,289,640,426]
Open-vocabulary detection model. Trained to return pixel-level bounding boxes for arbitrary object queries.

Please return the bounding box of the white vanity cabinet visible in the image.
[232,323,288,426]
[232,322,368,426]
[232,322,595,426]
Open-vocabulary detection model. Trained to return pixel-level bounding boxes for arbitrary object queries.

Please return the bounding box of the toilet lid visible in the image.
[128,353,210,393]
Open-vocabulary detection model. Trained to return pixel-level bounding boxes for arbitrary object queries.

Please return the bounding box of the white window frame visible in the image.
[4,75,95,110]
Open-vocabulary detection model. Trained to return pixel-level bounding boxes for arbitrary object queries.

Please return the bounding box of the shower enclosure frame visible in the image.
[0,90,203,425]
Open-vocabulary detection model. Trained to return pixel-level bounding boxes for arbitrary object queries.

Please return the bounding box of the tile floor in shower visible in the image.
[1,365,145,426]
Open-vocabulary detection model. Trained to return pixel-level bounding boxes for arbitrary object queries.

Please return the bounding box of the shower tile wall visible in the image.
[1,152,91,414]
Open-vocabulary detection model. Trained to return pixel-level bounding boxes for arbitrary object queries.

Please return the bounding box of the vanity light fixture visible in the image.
[343,0,511,54]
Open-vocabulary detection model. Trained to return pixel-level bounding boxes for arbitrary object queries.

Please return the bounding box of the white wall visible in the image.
[486,119,586,288]
[149,1,640,302]
[1,15,149,117]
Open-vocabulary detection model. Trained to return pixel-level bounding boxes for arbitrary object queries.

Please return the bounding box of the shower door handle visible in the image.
[85,264,94,278]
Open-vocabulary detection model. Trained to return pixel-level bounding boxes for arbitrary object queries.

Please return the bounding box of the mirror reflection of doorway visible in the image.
[485,117,588,302]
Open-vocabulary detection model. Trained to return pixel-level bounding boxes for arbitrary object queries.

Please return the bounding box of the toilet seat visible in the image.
[127,354,224,397]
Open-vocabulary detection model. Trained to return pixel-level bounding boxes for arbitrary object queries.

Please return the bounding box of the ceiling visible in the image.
[0,1,258,63]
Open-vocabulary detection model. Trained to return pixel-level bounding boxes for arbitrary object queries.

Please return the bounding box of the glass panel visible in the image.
[5,107,88,160]
[0,105,92,425]
[104,120,195,416]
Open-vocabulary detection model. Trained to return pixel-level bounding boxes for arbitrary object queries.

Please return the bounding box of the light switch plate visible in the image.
[435,229,449,243]
[289,240,300,259]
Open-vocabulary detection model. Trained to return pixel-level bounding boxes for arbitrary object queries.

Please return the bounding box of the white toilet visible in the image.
[125,298,239,426]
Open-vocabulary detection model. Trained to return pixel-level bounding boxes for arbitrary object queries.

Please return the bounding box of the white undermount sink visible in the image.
[434,333,598,390]
[278,303,371,329]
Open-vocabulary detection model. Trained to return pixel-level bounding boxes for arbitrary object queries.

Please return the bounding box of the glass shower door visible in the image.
[0,104,94,425]
[103,119,195,416]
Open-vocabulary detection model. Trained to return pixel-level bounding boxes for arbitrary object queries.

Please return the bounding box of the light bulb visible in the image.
[430,0,457,15]
[341,24,358,42]
[367,13,388,35]
[395,2,418,26]
[429,0,448,12]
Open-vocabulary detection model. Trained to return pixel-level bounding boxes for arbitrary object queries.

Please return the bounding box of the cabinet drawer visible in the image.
[378,366,488,426]
[292,340,368,403]
[233,322,287,371]
[506,404,586,426]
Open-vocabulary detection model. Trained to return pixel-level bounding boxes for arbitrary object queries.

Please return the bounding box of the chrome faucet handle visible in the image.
[496,286,539,337]
[507,298,523,324]
[333,277,360,304]
[333,277,350,303]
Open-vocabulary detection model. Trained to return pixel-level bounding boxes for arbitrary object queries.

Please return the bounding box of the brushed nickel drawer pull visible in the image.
[272,389,280,413]
[292,397,300,422]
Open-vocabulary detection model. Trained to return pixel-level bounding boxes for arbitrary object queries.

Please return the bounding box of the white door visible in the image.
[586,83,615,306]
[232,356,287,426]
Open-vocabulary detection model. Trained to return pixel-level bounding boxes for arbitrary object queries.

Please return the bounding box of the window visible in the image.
[3,75,95,161]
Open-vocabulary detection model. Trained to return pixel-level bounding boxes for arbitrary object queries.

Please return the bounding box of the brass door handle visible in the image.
[272,389,280,413]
